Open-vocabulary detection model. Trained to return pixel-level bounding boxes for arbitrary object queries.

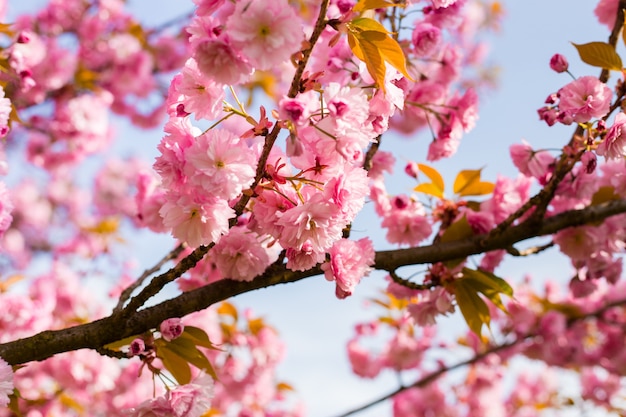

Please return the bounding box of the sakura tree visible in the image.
[1,0,626,416]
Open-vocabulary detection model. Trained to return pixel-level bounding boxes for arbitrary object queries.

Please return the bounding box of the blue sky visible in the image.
[6,1,616,416]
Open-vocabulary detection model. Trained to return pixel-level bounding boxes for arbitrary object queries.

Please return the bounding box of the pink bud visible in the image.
[404,162,419,179]
[549,53,569,73]
[537,106,558,126]
[129,338,146,356]
[160,318,184,342]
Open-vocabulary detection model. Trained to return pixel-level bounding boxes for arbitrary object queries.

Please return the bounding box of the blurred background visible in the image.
[6,1,614,416]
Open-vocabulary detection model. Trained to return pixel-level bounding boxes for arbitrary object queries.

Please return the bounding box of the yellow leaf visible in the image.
[0,274,23,293]
[161,337,218,380]
[414,182,444,199]
[158,344,192,385]
[459,181,495,197]
[75,64,99,90]
[180,326,220,350]
[83,217,119,235]
[0,23,14,37]
[623,13,626,48]
[277,382,294,392]
[353,0,399,12]
[347,18,414,89]
[591,185,619,206]
[453,169,481,194]
[453,169,495,197]
[440,215,473,243]
[362,30,413,81]
[8,390,22,417]
[217,301,238,322]
[59,392,85,413]
[347,33,365,61]
[572,41,623,71]
[248,317,265,335]
[355,33,387,91]
[349,17,391,34]
[417,163,445,191]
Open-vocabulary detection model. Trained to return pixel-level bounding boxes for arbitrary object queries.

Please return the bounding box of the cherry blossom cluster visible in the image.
[4,0,626,415]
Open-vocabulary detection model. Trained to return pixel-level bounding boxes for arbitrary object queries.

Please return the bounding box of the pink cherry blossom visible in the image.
[184,128,257,200]
[160,318,184,342]
[321,238,375,299]
[347,338,383,378]
[193,39,253,86]
[226,0,304,70]
[0,357,13,407]
[172,58,226,120]
[509,141,555,179]
[412,22,442,57]
[595,0,619,28]
[597,112,626,160]
[558,75,612,123]
[211,225,281,281]
[0,182,13,237]
[160,192,234,247]
[276,193,343,253]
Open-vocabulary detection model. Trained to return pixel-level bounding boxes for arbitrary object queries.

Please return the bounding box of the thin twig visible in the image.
[331,296,626,417]
[113,244,184,313]
[389,270,436,291]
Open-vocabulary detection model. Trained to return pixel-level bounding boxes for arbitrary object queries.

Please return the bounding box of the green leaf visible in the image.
[439,216,473,267]
[165,337,218,380]
[353,0,399,12]
[462,268,514,297]
[453,169,495,197]
[460,268,513,313]
[440,215,473,243]
[572,41,623,71]
[8,388,22,417]
[180,326,220,350]
[453,278,491,336]
[104,334,142,351]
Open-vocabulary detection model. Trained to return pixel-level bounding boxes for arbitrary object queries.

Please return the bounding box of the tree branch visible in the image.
[331,295,626,417]
[0,200,624,366]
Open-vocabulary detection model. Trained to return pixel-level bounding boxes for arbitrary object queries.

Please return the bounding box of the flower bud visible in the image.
[549,53,569,73]
[160,318,184,342]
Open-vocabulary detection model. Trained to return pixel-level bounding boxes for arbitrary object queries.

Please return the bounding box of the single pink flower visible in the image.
[226,0,304,70]
[597,112,626,160]
[185,128,257,200]
[412,22,441,57]
[160,318,184,342]
[321,237,375,299]
[557,75,612,123]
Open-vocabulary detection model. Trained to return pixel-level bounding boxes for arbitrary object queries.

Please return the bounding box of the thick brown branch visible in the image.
[0,200,624,366]
[375,199,626,271]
